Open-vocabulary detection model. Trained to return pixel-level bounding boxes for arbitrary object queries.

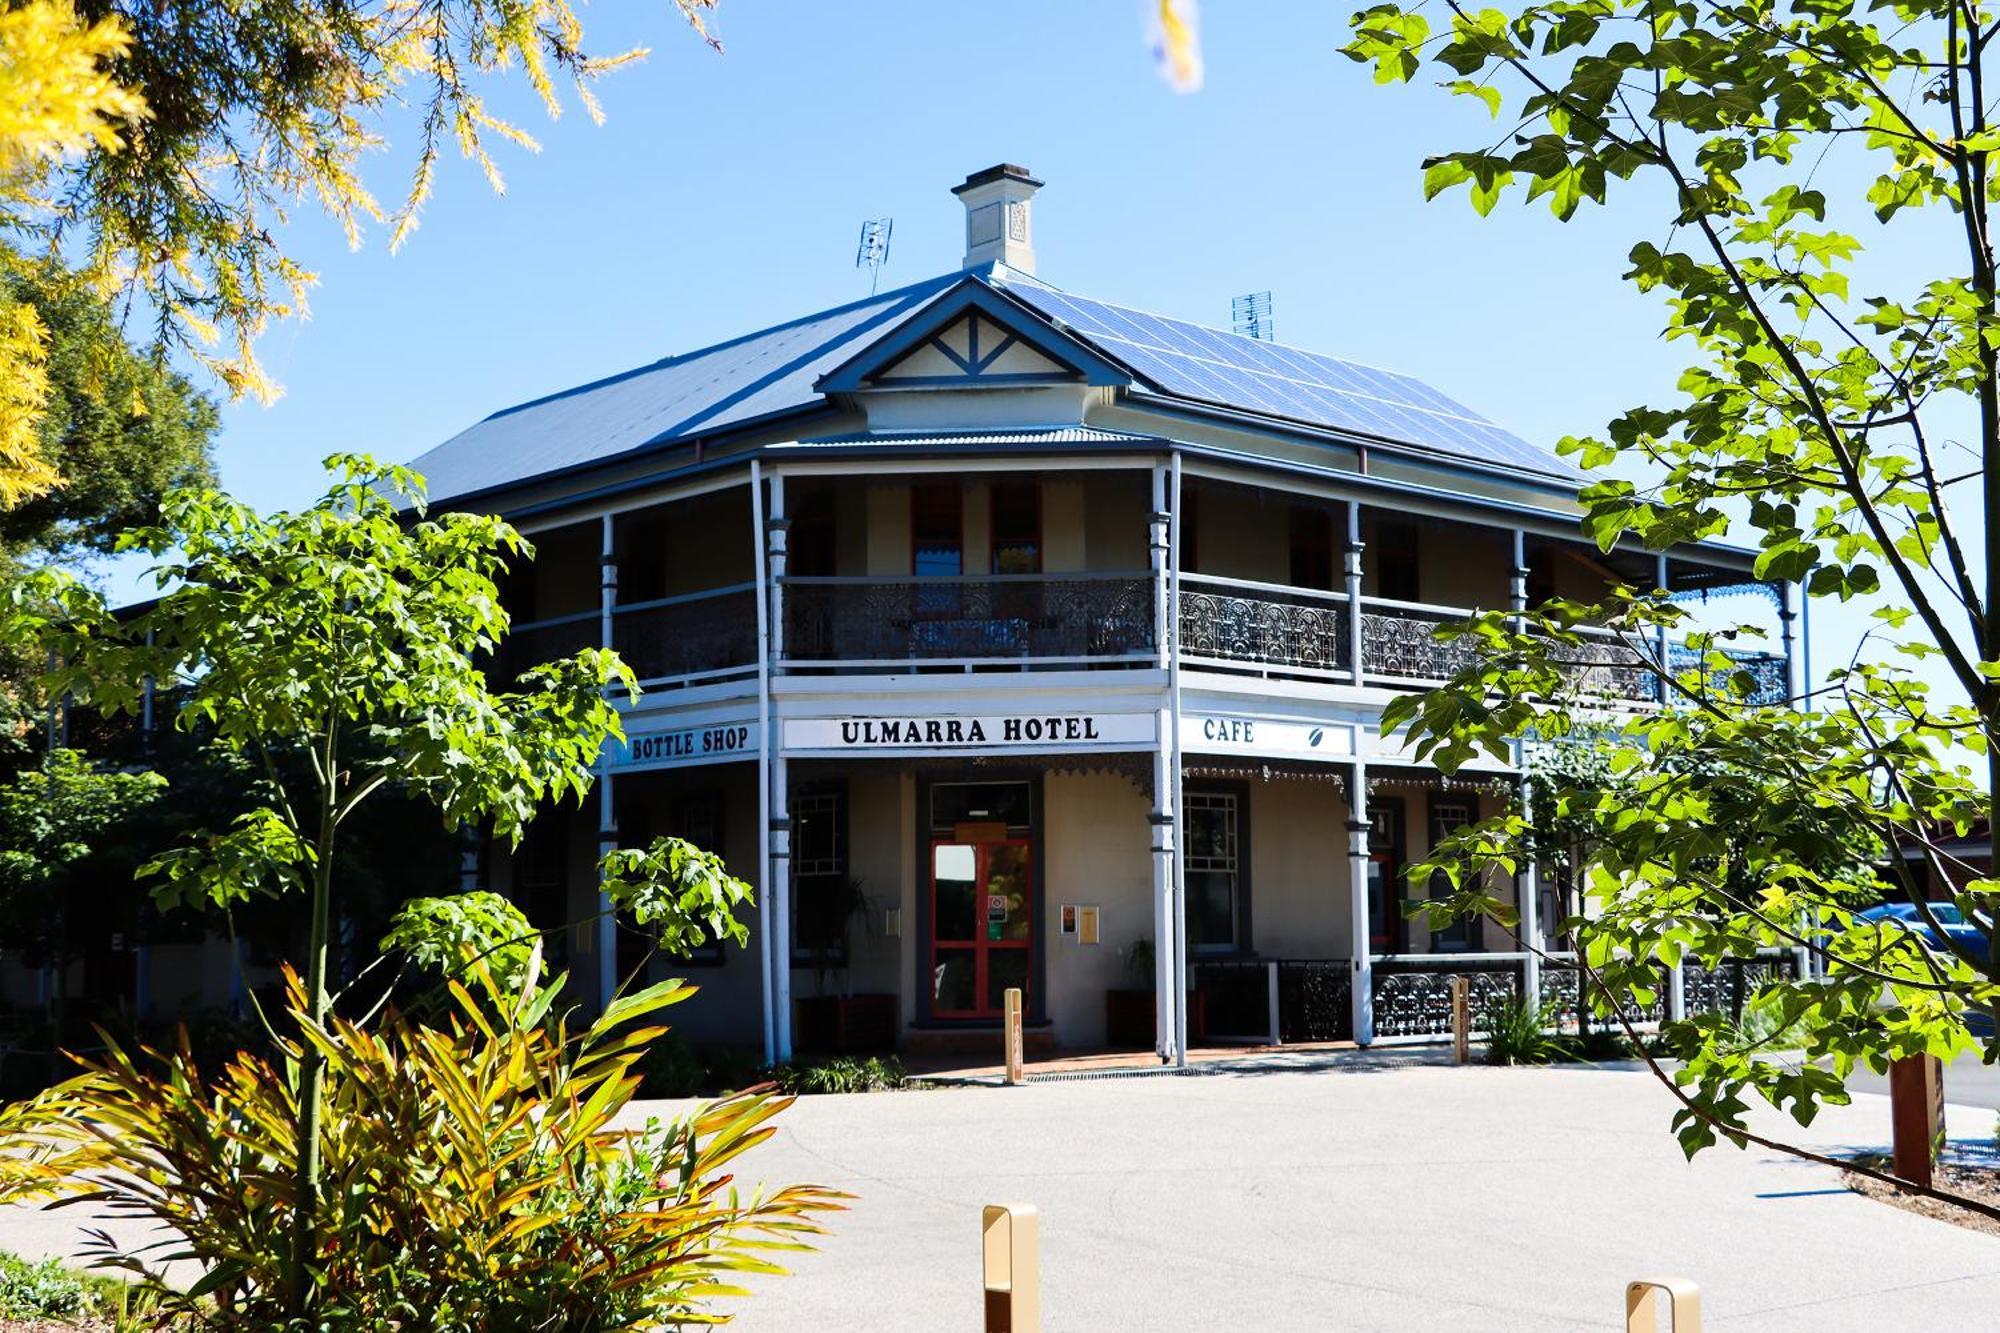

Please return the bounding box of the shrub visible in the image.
[39,954,845,1330]
[771,1056,908,1096]
[0,1250,92,1318]
[1483,998,1573,1066]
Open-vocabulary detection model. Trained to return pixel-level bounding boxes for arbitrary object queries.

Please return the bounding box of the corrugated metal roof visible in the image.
[990,273,1580,481]
[405,265,1576,506]
[782,427,1158,449]
[406,273,961,504]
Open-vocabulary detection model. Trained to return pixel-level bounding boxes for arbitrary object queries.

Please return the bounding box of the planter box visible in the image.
[795,993,899,1055]
[1104,989,1205,1049]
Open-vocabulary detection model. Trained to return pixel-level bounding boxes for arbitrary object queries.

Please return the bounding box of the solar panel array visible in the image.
[999,279,1573,477]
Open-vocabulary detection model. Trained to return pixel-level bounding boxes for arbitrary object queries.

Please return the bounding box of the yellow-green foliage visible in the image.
[38,955,844,1329]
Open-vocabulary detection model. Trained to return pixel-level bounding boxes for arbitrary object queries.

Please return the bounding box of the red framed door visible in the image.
[930,839,1033,1018]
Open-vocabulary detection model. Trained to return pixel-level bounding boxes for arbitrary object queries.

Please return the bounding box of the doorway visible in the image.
[929,840,1033,1018]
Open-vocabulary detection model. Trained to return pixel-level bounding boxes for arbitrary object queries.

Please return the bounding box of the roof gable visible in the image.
[815,279,1130,394]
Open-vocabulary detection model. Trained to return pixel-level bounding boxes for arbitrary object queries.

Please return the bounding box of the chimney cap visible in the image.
[953,163,1044,196]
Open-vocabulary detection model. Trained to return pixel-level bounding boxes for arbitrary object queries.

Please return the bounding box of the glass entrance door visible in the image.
[930,839,1032,1018]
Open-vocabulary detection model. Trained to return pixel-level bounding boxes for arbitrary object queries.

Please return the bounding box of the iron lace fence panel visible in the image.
[783,574,1154,665]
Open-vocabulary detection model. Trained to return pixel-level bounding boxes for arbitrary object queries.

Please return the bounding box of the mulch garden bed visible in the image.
[1844,1156,2000,1239]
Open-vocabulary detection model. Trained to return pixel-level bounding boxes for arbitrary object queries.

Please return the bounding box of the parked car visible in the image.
[1856,901,1991,958]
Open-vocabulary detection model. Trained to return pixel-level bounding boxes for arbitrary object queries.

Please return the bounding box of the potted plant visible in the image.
[793,877,898,1054]
[1104,939,1206,1049]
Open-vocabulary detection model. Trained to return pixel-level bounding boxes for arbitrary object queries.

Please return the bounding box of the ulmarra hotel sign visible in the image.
[785,712,1157,751]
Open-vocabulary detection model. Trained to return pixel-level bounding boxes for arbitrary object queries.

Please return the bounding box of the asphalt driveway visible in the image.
[714,1051,2000,1331]
[2,1050,1996,1330]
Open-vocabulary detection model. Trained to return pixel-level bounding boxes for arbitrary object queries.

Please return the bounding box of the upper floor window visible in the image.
[912,483,963,578]
[1288,505,1334,591]
[990,482,1041,575]
[790,486,836,578]
[1374,516,1420,603]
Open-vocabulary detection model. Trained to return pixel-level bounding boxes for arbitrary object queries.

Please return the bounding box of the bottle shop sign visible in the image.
[607,722,759,772]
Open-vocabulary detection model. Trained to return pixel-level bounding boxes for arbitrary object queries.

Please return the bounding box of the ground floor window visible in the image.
[792,784,853,966]
[1184,788,1245,952]
[1368,800,1403,952]
[1428,797,1475,950]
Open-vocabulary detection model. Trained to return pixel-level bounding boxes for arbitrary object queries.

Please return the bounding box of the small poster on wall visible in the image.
[1061,905,1078,936]
[1077,906,1101,946]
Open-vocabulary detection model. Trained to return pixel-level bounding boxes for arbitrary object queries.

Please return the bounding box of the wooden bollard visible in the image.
[1626,1276,1700,1331]
[982,1203,1039,1332]
[1889,1053,1944,1188]
[1450,974,1471,1065]
[1004,986,1025,1086]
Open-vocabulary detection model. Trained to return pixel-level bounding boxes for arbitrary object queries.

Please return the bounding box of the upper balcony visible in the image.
[488,470,1791,708]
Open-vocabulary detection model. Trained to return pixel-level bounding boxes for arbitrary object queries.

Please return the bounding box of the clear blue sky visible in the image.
[109,0,1974,684]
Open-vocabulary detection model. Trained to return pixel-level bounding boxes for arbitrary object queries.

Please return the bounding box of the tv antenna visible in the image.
[1231,290,1274,341]
[856,218,894,294]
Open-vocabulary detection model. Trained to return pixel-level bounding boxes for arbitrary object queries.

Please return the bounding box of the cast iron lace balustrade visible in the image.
[1189,959,1354,1043]
[782,574,1155,665]
[1178,574,1350,676]
[1358,598,1487,684]
[613,583,759,684]
[1667,643,1790,708]
[1538,959,1668,1027]
[1370,958,1523,1038]
[486,609,599,684]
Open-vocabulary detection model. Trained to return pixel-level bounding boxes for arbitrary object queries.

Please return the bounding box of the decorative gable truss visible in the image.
[875,313,1071,385]
[815,279,1132,395]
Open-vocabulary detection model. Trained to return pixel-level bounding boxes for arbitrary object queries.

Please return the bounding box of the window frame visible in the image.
[1183,783,1252,955]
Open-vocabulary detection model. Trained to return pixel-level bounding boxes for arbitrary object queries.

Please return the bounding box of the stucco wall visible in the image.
[1240,777,1351,959]
[1041,770,1153,1048]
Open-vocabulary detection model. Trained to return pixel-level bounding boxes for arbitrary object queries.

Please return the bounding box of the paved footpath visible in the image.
[2,1050,1997,1330]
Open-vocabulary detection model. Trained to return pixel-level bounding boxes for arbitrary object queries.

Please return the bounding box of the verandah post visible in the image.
[1511,529,1541,1007]
[1349,759,1373,1045]
[596,512,619,1012]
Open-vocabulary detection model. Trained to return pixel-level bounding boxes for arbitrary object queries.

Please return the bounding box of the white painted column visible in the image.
[768,473,789,667]
[596,514,618,1011]
[1779,578,1799,704]
[1148,469,1175,1059]
[766,471,794,1063]
[771,758,793,1062]
[1348,761,1374,1045]
[1149,754,1176,1061]
[1345,502,1365,686]
[1168,453,1189,1068]
[1511,531,1540,1004]
[1151,464,1171,673]
[751,462,776,1065]
[1656,552,1672,705]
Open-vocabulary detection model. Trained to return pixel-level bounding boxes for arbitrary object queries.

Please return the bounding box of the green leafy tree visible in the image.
[0,266,216,559]
[1344,0,2000,1218]
[0,0,719,500]
[0,748,162,1073]
[3,454,638,1314]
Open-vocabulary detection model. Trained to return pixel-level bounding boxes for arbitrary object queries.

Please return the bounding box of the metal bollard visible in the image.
[1626,1277,1700,1332]
[982,1203,1039,1333]
[1004,986,1025,1085]
[1450,974,1471,1065]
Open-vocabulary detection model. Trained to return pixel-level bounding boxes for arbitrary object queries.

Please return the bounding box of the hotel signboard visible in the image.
[607,721,760,772]
[1179,713,1353,763]
[785,712,1156,751]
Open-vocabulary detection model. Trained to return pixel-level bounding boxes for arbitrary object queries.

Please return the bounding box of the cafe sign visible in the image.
[608,721,759,772]
[785,712,1155,751]
[1179,713,1353,763]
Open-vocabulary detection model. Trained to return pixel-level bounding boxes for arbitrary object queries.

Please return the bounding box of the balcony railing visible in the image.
[1178,574,1348,677]
[1358,596,1486,685]
[782,573,1155,668]
[613,582,758,686]
[495,570,1790,704]
[487,608,598,684]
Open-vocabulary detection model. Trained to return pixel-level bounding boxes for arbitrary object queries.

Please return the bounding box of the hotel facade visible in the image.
[387,166,1795,1064]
